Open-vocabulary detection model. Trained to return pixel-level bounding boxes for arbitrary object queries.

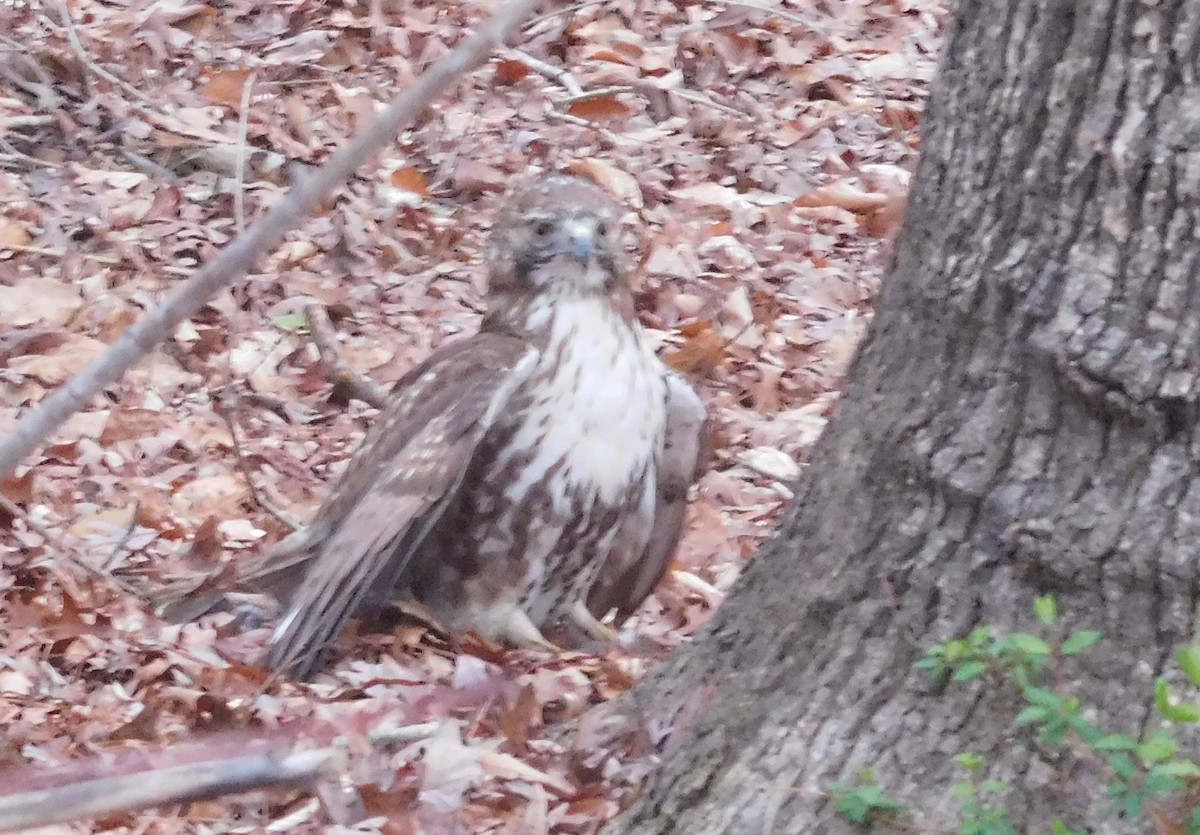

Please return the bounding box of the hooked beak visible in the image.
[562,219,595,265]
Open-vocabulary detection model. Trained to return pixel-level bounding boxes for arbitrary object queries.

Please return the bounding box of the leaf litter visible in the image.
[0,0,943,831]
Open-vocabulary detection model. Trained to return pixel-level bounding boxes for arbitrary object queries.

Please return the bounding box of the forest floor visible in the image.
[0,0,941,832]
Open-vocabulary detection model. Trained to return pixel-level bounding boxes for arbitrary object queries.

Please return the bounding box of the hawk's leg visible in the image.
[498,603,563,653]
[570,600,620,643]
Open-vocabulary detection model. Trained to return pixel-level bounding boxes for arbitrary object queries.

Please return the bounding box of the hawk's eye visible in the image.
[596,220,609,237]
[532,220,555,239]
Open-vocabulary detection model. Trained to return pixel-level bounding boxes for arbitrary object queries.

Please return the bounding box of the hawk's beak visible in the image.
[564,219,595,264]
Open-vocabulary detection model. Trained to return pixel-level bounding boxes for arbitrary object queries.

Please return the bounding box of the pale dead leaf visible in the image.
[739,447,800,482]
[452,161,507,195]
[0,276,83,326]
[794,182,889,213]
[477,750,574,795]
[0,217,31,247]
[567,159,643,208]
[7,335,107,384]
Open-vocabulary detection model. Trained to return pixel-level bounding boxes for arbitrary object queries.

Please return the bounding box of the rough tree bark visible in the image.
[607,0,1200,831]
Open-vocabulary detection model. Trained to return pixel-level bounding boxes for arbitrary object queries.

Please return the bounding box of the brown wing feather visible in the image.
[587,372,708,623]
[264,335,537,678]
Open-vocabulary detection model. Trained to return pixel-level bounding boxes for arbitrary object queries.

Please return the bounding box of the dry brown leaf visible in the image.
[566,94,634,120]
[665,324,725,375]
[494,59,533,84]
[202,68,254,107]
[391,166,431,196]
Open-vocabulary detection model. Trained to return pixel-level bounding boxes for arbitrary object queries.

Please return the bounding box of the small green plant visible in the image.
[919,596,1200,831]
[829,769,906,825]
[953,754,1013,835]
[833,597,1200,831]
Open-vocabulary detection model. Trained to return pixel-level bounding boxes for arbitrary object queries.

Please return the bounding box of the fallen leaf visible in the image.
[495,59,533,84]
[567,159,643,208]
[390,166,430,196]
[202,68,254,107]
[566,94,634,120]
[0,217,31,247]
[452,161,507,195]
[0,277,83,326]
[6,335,107,384]
[794,182,889,213]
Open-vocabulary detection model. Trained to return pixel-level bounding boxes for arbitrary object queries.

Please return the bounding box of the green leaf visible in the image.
[1124,787,1145,818]
[953,661,988,682]
[1061,630,1103,655]
[968,627,994,646]
[1034,595,1058,626]
[1179,645,1200,686]
[1155,677,1200,723]
[955,753,984,771]
[1154,759,1200,778]
[272,311,309,332]
[1108,753,1136,779]
[1014,706,1050,726]
[1023,685,1066,709]
[1144,769,1185,795]
[1137,730,1177,763]
[1050,821,1084,835]
[1091,734,1136,752]
[1006,633,1052,656]
[835,793,868,823]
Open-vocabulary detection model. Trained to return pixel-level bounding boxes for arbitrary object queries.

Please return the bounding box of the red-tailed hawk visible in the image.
[259,175,706,678]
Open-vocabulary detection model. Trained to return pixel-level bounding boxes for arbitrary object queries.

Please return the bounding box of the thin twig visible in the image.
[562,85,632,104]
[120,149,179,184]
[0,243,192,277]
[665,85,748,118]
[56,0,164,112]
[0,0,546,480]
[505,48,583,96]
[304,304,390,409]
[212,389,302,531]
[234,71,258,234]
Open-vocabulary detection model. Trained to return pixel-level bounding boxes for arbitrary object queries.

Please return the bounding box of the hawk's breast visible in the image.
[425,295,670,635]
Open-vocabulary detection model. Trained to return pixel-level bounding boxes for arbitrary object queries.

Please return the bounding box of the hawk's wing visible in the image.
[587,372,708,623]
[265,334,537,678]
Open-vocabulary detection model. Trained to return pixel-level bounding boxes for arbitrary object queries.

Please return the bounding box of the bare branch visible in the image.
[305,304,390,409]
[0,0,546,480]
[0,747,335,832]
[0,721,441,831]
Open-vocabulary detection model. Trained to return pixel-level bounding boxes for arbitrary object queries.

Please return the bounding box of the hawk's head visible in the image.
[486,175,625,299]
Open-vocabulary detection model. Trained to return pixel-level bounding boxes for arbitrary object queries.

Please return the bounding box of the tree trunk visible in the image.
[607,0,1200,831]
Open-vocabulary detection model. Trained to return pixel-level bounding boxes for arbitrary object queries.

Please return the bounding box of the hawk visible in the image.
[255,175,706,678]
